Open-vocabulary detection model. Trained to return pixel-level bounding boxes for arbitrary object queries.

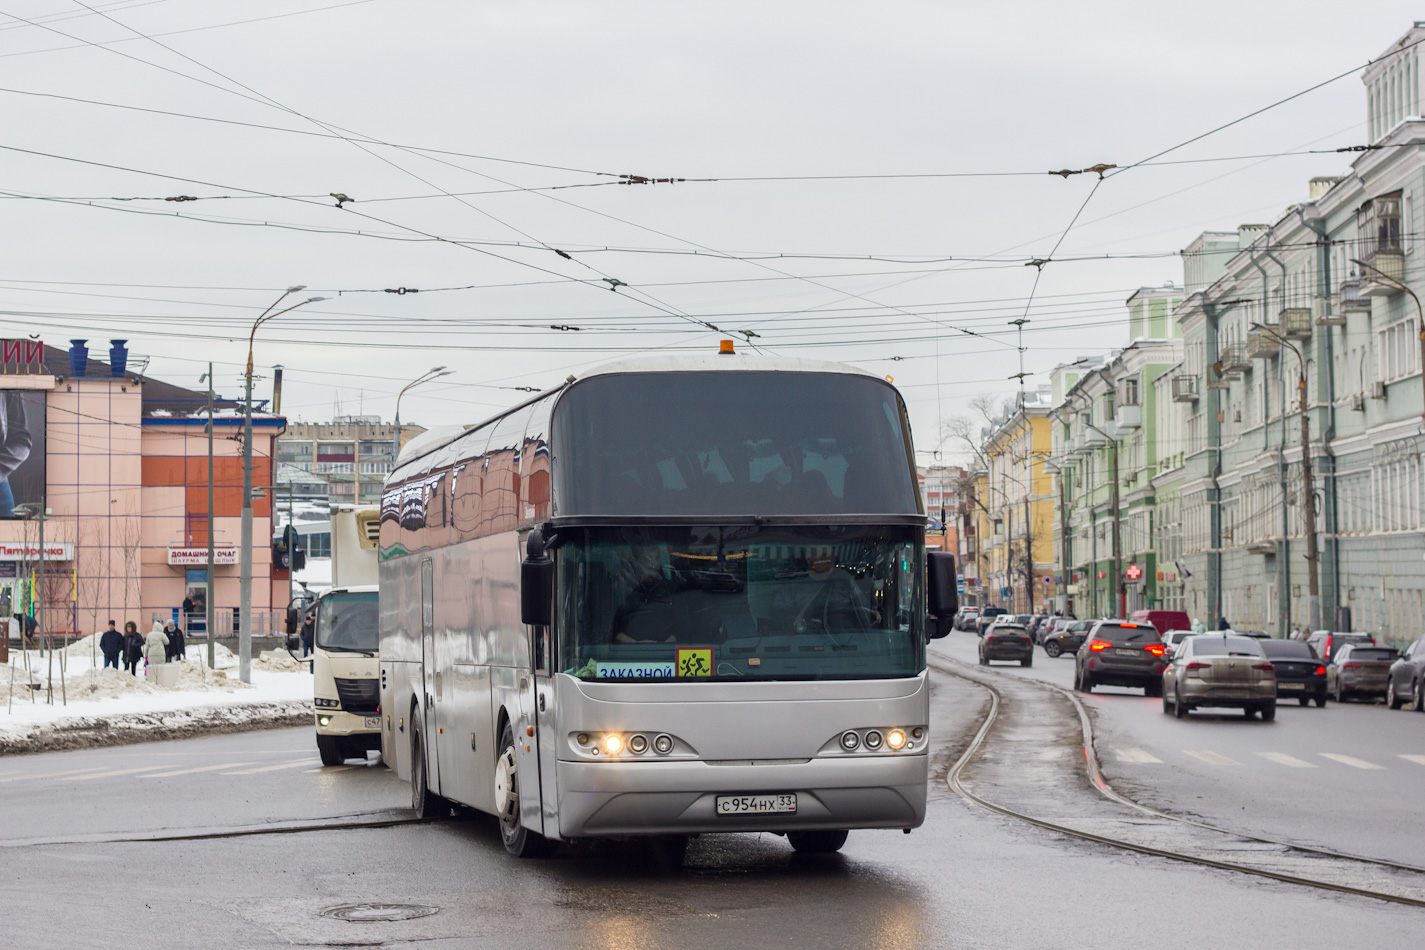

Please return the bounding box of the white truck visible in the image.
[290,505,382,766]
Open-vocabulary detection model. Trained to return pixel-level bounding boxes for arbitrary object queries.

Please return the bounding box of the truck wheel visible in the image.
[411,725,450,820]
[495,722,555,858]
[316,732,345,767]
[787,830,848,854]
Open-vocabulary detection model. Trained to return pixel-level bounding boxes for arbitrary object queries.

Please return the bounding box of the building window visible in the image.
[1358,192,1402,261]
[1379,320,1420,382]
[305,532,331,558]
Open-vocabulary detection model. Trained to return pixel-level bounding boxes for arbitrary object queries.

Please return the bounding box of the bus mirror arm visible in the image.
[926,552,957,640]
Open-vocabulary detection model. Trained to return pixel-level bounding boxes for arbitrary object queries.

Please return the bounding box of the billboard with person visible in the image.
[0,390,46,519]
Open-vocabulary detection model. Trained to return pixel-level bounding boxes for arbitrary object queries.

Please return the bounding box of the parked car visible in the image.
[1129,609,1190,637]
[975,606,1008,635]
[1387,638,1425,711]
[1305,630,1375,663]
[1259,638,1327,707]
[1043,619,1094,657]
[955,609,980,632]
[1162,634,1277,719]
[979,623,1033,667]
[1326,644,1398,703]
[1162,630,1200,652]
[1073,620,1168,695]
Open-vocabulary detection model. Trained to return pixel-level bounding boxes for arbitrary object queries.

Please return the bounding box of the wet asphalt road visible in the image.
[930,632,1425,866]
[2,668,1423,948]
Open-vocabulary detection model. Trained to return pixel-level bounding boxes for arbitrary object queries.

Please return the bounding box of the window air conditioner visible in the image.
[1371,380,1387,400]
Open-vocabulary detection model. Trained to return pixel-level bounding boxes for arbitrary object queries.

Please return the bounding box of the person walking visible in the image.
[300,609,315,657]
[143,621,169,669]
[1217,616,1231,631]
[99,620,124,670]
[163,619,185,661]
[1190,618,1206,634]
[122,621,144,675]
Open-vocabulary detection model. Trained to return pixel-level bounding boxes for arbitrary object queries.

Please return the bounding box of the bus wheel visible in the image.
[787,830,849,854]
[495,723,555,858]
[316,733,345,767]
[411,726,450,820]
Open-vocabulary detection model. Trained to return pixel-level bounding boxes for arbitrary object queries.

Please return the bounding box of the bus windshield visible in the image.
[557,524,923,681]
[552,371,919,517]
[316,591,379,653]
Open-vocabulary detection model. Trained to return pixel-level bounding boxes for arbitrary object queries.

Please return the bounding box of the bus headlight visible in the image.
[839,730,860,751]
[602,734,624,756]
[318,716,331,726]
[628,734,648,754]
[315,697,340,708]
[863,730,884,750]
[652,734,674,755]
[886,728,907,750]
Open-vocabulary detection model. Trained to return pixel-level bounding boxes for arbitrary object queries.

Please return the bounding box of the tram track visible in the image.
[930,655,1425,910]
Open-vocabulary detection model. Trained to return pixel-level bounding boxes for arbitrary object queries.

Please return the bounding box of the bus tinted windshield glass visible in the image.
[552,372,918,516]
[316,591,378,653]
[557,524,923,681]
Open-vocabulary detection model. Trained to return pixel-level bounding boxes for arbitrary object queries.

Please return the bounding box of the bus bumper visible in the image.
[315,709,381,738]
[555,754,927,837]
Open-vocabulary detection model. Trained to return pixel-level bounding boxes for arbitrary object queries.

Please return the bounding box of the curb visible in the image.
[0,700,315,756]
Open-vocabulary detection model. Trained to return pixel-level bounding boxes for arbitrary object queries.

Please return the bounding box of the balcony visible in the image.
[1247,329,1279,360]
[1114,404,1141,430]
[1361,250,1404,297]
[1338,278,1373,313]
[1314,294,1345,326]
[1218,342,1251,376]
[1279,307,1312,339]
[1171,374,1199,402]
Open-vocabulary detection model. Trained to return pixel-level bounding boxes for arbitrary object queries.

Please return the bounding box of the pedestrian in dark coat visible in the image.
[122,621,144,675]
[99,620,124,670]
[300,611,315,657]
[164,620,185,661]
[1217,616,1231,631]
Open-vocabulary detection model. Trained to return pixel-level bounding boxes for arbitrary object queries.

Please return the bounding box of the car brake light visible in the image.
[1252,663,1274,674]
[1144,644,1166,656]
[1185,662,1208,677]
[1314,666,1326,676]
[1122,622,1138,628]
[1088,639,1112,652]
[1343,663,1362,669]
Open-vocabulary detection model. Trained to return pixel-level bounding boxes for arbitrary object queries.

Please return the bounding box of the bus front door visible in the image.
[420,559,441,790]
[532,622,558,837]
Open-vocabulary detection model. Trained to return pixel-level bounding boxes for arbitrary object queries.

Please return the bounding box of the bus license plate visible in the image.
[716,794,797,816]
[364,716,382,728]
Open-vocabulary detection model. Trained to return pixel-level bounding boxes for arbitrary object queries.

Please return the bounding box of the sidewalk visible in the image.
[2,637,315,755]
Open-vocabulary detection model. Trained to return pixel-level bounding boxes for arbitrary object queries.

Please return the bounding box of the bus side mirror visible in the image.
[521,526,554,627]
[926,552,957,640]
[284,607,299,635]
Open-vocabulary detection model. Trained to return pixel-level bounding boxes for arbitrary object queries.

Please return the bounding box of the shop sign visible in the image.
[0,339,45,375]
[1125,564,1143,581]
[167,547,238,566]
[0,542,74,561]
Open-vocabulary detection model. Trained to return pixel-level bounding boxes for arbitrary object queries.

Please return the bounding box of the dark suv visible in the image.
[979,622,1033,667]
[1074,620,1168,695]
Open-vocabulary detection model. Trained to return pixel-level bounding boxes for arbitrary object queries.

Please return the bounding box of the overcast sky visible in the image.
[1,1,1415,462]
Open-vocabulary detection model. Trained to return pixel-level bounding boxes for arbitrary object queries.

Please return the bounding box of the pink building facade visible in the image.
[0,341,287,636]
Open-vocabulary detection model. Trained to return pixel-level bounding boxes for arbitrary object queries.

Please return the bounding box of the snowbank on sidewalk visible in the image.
[0,651,315,755]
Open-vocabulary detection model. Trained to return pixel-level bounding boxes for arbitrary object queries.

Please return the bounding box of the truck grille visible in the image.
[334,677,380,715]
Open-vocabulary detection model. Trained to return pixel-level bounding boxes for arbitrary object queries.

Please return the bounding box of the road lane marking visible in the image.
[1257,752,1317,768]
[1398,754,1425,766]
[0,768,106,784]
[1183,750,1241,766]
[140,762,259,778]
[1114,747,1162,763]
[70,766,171,780]
[304,766,354,773]
[1319,753,1384,770]
[221,760,317,775]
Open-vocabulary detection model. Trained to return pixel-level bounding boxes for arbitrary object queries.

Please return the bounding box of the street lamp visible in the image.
[239,287,327,684]
[1351,258,1425,424]
[393,366,454,459]
[1250,321,1322,631]
[1084,422,1123,619]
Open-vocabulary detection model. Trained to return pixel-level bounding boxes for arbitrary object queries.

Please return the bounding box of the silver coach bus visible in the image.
[378,351,956,858]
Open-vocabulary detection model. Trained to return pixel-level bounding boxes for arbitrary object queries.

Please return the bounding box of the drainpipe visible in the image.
[1294,205,1335,633]
[1202,299,1224,628]
[1261,241,1292,640]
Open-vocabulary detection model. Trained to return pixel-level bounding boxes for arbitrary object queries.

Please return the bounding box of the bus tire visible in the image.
[411,724,450,820]
[495,722,555,858]
[787,829,849,854]
[316,733,345,767]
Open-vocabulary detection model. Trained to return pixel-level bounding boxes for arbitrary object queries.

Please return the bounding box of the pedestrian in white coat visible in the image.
[143,620,170,666]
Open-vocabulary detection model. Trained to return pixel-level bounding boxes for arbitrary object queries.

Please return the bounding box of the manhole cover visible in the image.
[321,903,439,922]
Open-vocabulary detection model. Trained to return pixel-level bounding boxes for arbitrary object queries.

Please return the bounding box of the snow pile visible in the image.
[1,659,43,704]
[252,649,303,673]
[63,632,104,659]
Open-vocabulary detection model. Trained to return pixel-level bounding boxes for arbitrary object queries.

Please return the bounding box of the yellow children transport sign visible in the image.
[677,647,713,678]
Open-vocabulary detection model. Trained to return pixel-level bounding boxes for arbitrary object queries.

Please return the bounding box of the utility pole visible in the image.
[204,363,215,670]
[395,366,453,462]
[38,499,48,704]
[1252,323,1321,631]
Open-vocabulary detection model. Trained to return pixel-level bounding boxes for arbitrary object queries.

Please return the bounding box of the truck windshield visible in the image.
[557,524,923,681]
[316,591,378,653]
[552,371,919,517]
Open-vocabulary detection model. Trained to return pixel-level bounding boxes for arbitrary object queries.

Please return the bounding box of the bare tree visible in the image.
[116,516,143,635]
[76,525,107,686]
